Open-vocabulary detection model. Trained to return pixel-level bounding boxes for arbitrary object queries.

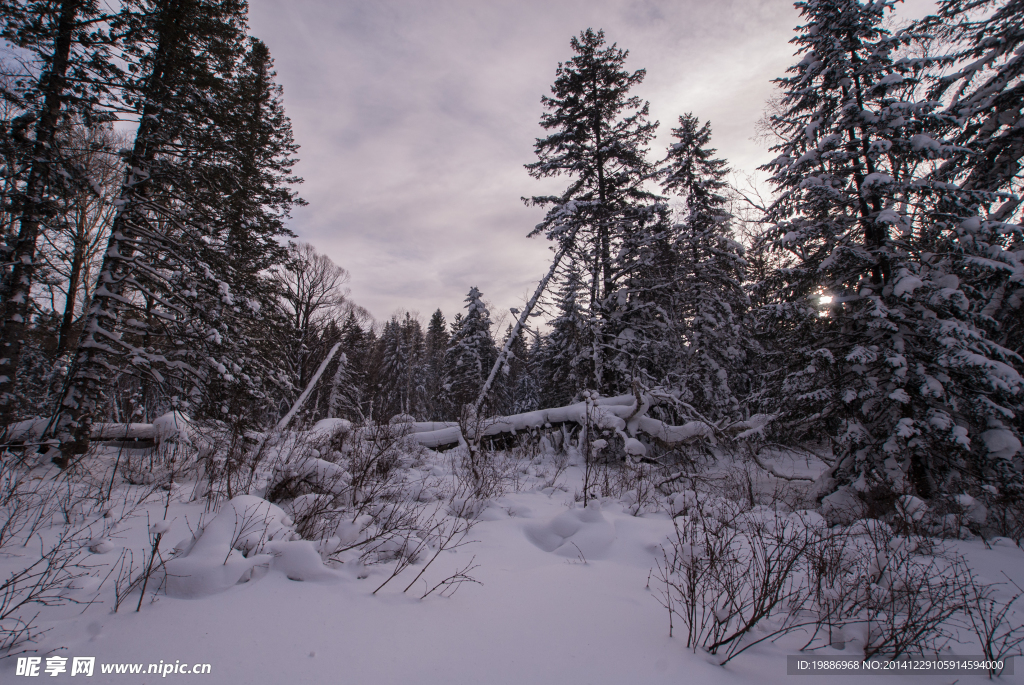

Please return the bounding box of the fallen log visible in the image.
[5,395,770,455]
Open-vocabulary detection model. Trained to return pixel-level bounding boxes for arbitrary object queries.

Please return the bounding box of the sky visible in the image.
[246,0,938,327]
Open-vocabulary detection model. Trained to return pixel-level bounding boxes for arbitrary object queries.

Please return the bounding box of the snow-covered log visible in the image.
[635,416,715,443]
[4,411,200,445]
[413,426,464,449]
[407,395,715,450]
[12,395,721,454]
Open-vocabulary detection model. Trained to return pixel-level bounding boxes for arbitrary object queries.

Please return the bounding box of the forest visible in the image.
[1,0,1023,681]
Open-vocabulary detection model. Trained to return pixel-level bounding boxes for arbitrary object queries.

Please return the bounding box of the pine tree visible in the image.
[190,37,303,428]
[501,324,540,415]
[443,287,498,416]
[330,310,369,421]
[662,114,751,420]
[756,0,1024,499]
[53,0,253,461]
[423,308,448,420]
[525,28,658,392]
[921,0,1024,367]
[539,262,592,407]
[375,316,406,420]
[604,205,671,391]
[399,312,426,418]
[0,0,118,423]
[372,312,426,420]
[924,0,1024,217]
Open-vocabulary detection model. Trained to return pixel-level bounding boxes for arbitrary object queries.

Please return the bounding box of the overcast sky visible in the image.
[247,0,936,327]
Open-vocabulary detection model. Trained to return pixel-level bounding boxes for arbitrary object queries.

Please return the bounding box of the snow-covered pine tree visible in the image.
[53,0,252,462]
[756,0,1024,501]
[539,261,592,408]
[525,28,658,393]
[605,204,678,392]
[507,325,540,414]
[443,287,498,416]
[400,312,426,418]
[324,310,368,421]
[493,323,539,415]
[0,0,119,424]
[660,114,752,421]
[374,316,407,420]
[423,308,449,420]
[191,36,303,427]
[519,331,544,414]
[920,0,1024,366]
[372,313,426,420]
[923,0,1024,217]
[325,351,360,420]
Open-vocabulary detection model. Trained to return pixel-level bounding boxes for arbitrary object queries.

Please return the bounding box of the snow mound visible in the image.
[165,495,315,598]
[820,486,866,525]
[3,417,50,442]
[524,503,615,559]
[309,418,352,440]
[152,411,196,444]
[980,429,1021,460]
[265,540,343,583]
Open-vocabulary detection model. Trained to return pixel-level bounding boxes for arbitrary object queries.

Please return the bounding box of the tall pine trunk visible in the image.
[0,0,84,425]
[54,0,184,463]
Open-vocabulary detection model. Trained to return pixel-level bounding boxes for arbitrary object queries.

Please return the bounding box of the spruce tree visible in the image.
[0,0,118,423]
[662,114,751,420]
[605,206,678,392]
[375,316,406,420]
[424,308,449,419]
[924,0,1024,216]
[400,312,426,418]
[501,324,540,415]
[921,0,1024,368]
[526,28,658,392]
[756,0,1023,500]
[191,37,303,427]
[329,310,369,420]
[373,313,426,420]
[53,0,252,461]
[539,262,592,407]
[443,287,498,415]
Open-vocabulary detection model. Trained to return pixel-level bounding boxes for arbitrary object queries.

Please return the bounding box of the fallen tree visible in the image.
[3,395,774,455]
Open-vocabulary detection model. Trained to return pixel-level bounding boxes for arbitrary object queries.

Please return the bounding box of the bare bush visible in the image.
[654,488,987,665]
[654,499,814,663]
[959,574,1024,676]
[0,527,91,652]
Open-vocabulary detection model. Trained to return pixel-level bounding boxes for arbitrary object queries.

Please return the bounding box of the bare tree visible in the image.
[36,123,129,357]
[272,242,357,397]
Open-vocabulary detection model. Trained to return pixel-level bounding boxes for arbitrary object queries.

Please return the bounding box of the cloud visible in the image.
[245,0,933,325]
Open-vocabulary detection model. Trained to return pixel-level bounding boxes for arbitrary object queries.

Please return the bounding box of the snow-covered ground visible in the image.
[2,431,1022,684]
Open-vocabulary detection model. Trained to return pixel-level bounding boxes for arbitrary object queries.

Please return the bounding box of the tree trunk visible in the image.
[55,224,87,358]
[0,0,83,425]
[54,0,183,464]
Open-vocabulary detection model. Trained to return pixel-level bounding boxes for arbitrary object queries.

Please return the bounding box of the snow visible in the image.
[401,396,714,449]
[151,411,196,444]
[819,486,866,525]
[636,416,715,443]
[3,436,1023,685]
[980,428,1022,460]
[308,417,352,440]
[893,274,922,297]
[909,134,942,152]
[524,501,616,558]
[623,437,647,457]
[164,495,298,598]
